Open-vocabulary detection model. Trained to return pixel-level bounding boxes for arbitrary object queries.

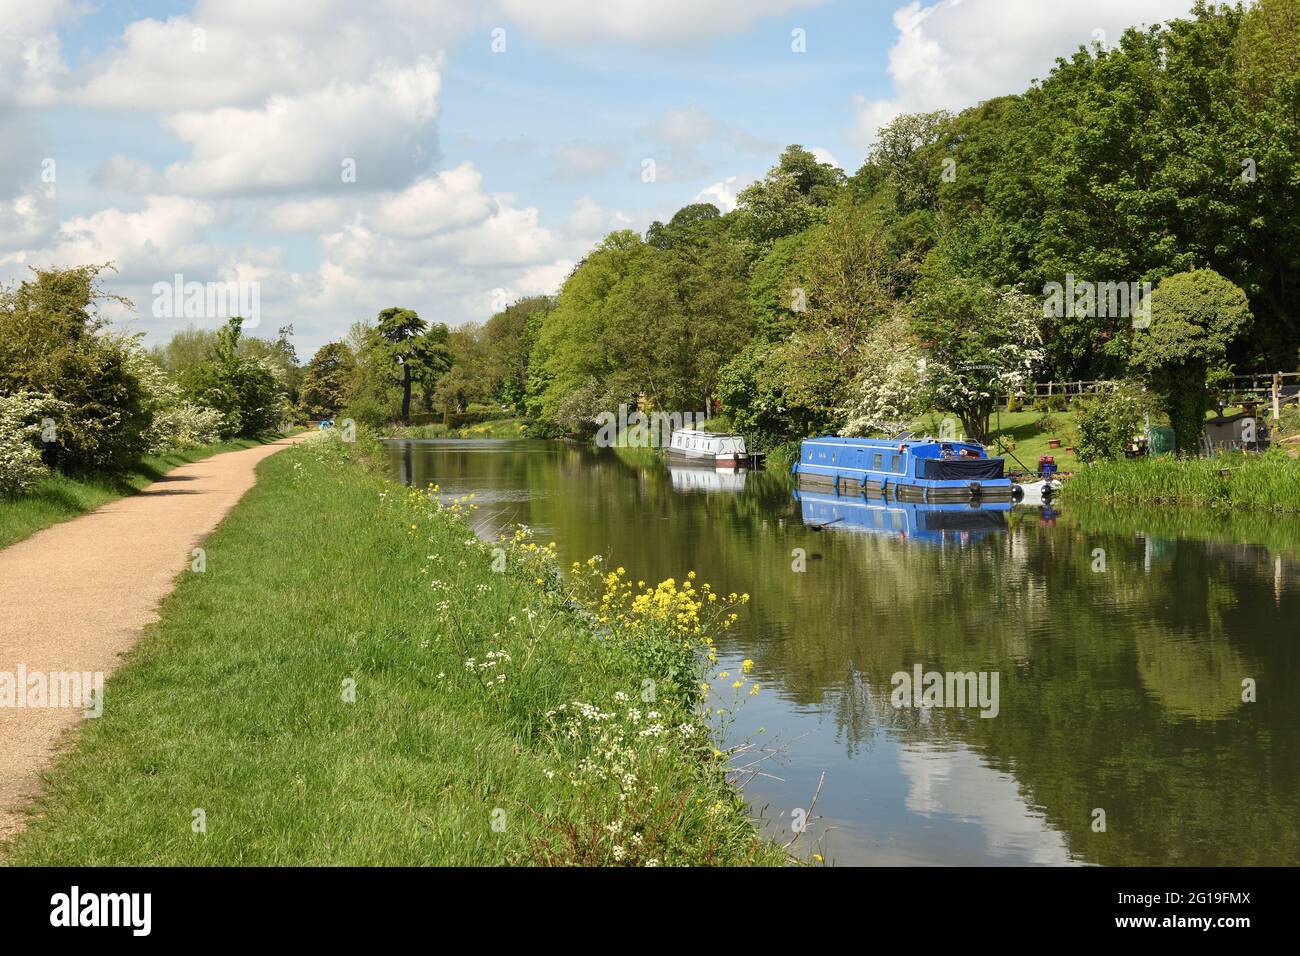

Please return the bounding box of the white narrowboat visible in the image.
[667,429,749,468]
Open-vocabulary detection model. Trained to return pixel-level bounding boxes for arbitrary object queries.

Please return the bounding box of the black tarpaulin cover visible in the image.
[921,457,1006,481]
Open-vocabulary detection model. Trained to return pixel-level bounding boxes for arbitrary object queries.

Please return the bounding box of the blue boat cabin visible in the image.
[792,436,1018,503]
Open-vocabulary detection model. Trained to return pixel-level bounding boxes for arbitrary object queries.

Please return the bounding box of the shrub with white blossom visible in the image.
[0,392,64,497]
[840,324,928,437]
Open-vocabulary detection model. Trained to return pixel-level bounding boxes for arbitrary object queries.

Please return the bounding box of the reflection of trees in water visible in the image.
[390,442,1300,864]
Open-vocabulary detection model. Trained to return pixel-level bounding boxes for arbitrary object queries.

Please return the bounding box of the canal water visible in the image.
[387,438,1300,866]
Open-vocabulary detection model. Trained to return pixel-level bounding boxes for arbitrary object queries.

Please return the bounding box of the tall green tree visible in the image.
[483,296,550,411]
[299,341,356,418]
[733,145,845,249]
[1130,269,1252,454]
[188,317,287,438]
[375,307,451,424]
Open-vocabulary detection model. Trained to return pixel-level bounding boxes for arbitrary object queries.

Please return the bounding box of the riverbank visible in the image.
[389,417,525,440]
[1060,449,1300,512]
[2,431,782,866]
[0,436,279,550]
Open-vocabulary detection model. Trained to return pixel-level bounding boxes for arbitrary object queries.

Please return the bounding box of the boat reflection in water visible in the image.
[668,463,750,494]
[794,488,1009,543]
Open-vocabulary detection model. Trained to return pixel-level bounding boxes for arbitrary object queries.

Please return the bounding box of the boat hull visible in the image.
[666,448,749,468]
[792,437,1016,502]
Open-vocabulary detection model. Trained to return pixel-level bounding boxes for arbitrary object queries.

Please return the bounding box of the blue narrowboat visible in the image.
[794,489,1010,543]
[791,436,1020,503]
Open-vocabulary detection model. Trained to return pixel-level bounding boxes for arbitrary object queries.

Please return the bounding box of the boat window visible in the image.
[873,453,883,470]
[890,454,902,472]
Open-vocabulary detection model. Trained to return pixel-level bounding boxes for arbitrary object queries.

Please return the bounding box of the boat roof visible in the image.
[803,435,983,449]
[671,429,743,439]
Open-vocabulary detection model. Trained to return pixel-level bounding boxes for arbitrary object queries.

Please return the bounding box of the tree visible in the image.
[532,230,654,424]
[733,145,845,248]
[716,341,838,449]
[432,325,487,419]
[482,296,550,411]
[238,324,301,406]
[619,220,754,412]
[911,280,1044,444]
[188,317,287,438]
[0,263,154,472]
[851,110,955,214]
[1130,269,1251,454]
[377,307,427,424]
[840,320,929,437]
[299,342,356,418]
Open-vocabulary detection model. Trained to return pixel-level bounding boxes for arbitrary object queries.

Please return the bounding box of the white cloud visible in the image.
[93,156,160,194]
[266,168,620,350]
[0,0,76,107]
[70,1,474,111]
[371,163,497,238]
[809,146,841,170]
[262,198,351,233]
[644,106,720,148]
[2,196,221,281]
[0,0,79,198]
[852,0,1196,146]
[497,0,826,46]
[561,196,631,237]
[694,174,757,213]
[0,185,58,253]
[161,57,443,196]
[639,106,776,182]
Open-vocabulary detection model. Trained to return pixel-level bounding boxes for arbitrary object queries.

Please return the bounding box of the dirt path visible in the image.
[0,433,310,837]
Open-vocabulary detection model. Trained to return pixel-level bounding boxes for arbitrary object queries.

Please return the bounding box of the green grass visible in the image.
[912,409,1082,473]
[2,432,781,866]
[389,417,526,440]
[0,437,273,550]
[1061,448,1300,512]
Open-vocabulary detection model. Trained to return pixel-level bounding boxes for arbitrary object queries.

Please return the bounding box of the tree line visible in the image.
[10,1,1292,482]
[0,264,293,496]
[302,0,1295,456]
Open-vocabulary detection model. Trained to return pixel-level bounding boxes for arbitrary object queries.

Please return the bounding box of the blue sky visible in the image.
[0,0,1196,356]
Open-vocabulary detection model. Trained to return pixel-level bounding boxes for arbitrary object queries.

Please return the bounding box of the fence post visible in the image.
[1274,372,1282,422]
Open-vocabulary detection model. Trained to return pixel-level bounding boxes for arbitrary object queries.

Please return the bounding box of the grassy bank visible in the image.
[389,417,525,440]
[0,437,274,550]
[2,432,781,866]
[1061,449,1300,512]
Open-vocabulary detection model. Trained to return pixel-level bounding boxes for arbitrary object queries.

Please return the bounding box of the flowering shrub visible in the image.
[0,392,64,497]
[841,326,927,436]
[144,401,226,453]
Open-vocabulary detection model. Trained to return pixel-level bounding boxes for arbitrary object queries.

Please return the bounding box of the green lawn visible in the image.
[912,409,1082,473]
[2,432,780,866]
[0,437,273,550]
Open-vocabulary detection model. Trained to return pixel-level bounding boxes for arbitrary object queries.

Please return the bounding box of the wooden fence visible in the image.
[1006,372,1298,413]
